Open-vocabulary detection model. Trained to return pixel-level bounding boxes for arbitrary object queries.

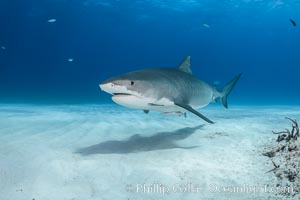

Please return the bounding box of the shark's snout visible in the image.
[99,80,134,96]
[99,82,116,94]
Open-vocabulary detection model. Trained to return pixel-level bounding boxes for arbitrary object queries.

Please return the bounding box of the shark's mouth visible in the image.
[113,93,133,96]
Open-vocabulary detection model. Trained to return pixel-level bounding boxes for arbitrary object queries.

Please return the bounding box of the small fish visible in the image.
[47,18,57,23]
[289,18,296,26]
[68,58,74,62]
[203,23,210,28]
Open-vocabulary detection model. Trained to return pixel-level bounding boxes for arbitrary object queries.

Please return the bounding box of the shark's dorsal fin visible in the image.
[177,56,192,74]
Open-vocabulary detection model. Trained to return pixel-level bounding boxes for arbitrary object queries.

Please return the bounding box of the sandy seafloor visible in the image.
[1,104,300,200]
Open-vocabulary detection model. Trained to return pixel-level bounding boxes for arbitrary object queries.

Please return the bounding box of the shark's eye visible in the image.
[130,81,135,86]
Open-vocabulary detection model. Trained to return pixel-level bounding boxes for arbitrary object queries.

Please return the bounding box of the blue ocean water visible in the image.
[0,0,300,105]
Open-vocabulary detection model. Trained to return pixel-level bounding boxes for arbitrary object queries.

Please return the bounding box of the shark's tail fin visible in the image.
[220,73,242,108]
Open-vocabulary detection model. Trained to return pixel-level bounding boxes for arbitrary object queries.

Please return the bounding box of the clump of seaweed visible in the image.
[272,117,299,142]
[263,117,300,196]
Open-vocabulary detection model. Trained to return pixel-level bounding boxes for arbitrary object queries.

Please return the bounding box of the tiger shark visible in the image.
[99,56,241,124]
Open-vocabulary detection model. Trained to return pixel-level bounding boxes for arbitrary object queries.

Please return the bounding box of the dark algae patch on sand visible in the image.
[263,118,300,197]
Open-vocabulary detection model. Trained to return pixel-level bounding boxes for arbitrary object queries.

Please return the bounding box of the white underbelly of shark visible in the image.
[112,94,185,113]
[112,94,209,114]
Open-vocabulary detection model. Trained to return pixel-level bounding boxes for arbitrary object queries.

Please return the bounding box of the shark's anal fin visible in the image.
[174,102,214,124]
[143,110,149,114]
[148,103,164,106]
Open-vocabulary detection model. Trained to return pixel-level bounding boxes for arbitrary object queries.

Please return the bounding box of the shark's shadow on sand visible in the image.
[76,125,204,155]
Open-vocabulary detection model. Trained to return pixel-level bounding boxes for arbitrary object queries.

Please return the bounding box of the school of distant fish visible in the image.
[0,17,297,58]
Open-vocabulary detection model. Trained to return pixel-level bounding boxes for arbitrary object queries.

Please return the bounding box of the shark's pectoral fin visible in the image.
[143,110,149,114]
[174,102,214,124]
